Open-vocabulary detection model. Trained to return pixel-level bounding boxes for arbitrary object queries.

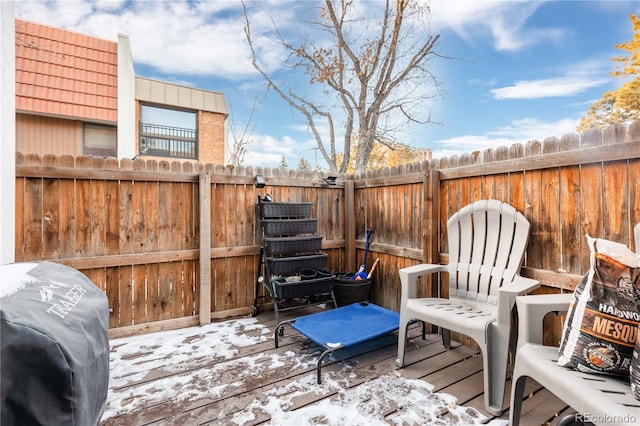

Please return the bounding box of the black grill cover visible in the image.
[1,262,109,426]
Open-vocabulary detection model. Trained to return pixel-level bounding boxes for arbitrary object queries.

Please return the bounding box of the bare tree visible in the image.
[226,100,258,167]
[243,0,443,172]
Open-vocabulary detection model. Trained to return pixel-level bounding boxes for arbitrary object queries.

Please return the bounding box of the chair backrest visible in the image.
[635,223,640,253]
[446,199,530,305]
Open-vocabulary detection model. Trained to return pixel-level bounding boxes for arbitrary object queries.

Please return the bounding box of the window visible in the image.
[139,105,198,159]
[83,123,117,157]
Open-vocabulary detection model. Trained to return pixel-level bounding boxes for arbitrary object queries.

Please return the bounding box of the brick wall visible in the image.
[198,111,226,164]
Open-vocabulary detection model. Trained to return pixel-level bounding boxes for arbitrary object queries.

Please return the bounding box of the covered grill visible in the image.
[1,262,110,426]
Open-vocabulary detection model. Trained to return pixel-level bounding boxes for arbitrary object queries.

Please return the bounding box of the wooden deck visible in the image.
[99,305,575,426]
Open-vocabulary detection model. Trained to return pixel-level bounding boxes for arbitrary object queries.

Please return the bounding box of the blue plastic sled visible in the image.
[274,302,400,383]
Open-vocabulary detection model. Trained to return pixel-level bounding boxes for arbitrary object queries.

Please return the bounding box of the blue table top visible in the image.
[291,302,400,350]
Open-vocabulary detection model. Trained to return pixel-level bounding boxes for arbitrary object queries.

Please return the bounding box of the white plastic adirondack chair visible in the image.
[395,199,539,416]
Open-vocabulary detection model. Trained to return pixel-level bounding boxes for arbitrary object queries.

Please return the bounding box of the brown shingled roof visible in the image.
[15,19,118,123]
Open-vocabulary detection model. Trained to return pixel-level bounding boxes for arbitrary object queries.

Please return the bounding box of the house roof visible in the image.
[15,19,117,123]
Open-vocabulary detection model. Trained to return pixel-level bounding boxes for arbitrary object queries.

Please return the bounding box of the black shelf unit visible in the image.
[253,199,336,322]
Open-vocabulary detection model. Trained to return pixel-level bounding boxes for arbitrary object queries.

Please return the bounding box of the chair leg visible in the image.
[484,325,510,416]
[441,328,451,349]
[508,373,527,426]
[395,316,410,368]
[557,413,587,426]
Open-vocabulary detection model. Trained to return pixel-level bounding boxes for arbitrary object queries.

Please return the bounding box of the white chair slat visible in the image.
[478,264,494,300]
[502,214,530,285]
[493,213,516,271]
[451,262,471,293]
[470,204,488,266]
[483,200,502,265]
[468,263,482,295]
[458,212,474,263]
[448,216,461,265]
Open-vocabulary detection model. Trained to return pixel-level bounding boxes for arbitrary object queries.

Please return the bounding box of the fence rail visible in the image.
[14,121,640,343]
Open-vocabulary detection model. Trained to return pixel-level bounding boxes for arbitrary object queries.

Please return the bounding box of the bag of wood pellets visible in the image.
[558,235,640,376]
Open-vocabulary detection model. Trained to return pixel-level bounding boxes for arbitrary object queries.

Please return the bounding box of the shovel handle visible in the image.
[367,258,380,279]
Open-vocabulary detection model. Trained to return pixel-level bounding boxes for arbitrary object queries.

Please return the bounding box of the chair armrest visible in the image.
[399,263,447,278]
[398,263,447,303]
[516,293,572,348]
[496,275,540,326]
[500,275,540,296]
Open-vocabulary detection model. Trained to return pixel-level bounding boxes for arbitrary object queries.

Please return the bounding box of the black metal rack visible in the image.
[253,198,336,322]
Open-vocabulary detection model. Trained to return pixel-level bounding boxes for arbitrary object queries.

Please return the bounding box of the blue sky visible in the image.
[15,0,640,169]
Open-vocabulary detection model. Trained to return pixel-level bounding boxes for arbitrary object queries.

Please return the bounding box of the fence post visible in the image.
[199,170,211,325]
[427,166,440,298]
[344,179,356,271]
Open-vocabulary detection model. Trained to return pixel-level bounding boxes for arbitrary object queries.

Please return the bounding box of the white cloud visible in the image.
[14,0,298,78]
[490,59,611,100]
[489,117,579,140]
[243,134,291,167]
[430,0,562,52]
[490,76,609,100]
[243,133,320,169]
[431,117,579,160]
[15,0,93,27]
[93,0,128,13]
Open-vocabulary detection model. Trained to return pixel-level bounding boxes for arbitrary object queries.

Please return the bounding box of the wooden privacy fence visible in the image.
[14,154,348,337]
[15,155,202,336]
[14,121,640,340]
[435,123,640,286]
[352,121,639,345]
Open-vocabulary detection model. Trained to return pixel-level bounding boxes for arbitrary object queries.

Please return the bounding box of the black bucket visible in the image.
[315,267,333,279]
[332,272,373,307]
[299,268,317,280]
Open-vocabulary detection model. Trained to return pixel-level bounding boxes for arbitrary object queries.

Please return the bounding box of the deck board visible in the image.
[100,305,573,425]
